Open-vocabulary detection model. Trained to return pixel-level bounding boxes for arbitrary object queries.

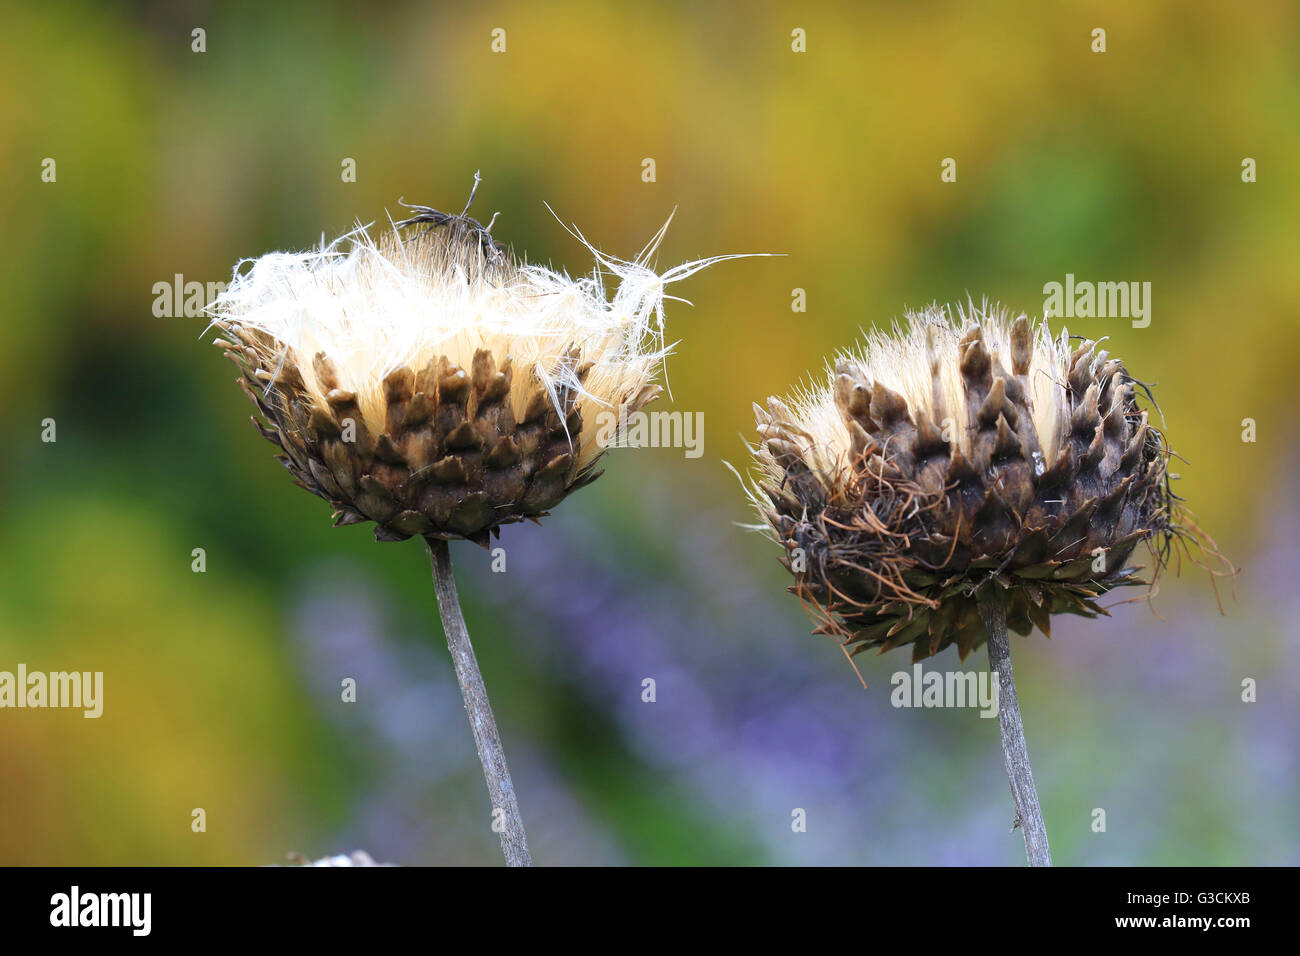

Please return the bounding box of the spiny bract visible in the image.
[746,302,1183,662]
[209,201,721,545]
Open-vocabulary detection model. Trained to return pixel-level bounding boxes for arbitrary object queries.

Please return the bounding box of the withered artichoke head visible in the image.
[209,200,708,546]
[746,303,1202,662]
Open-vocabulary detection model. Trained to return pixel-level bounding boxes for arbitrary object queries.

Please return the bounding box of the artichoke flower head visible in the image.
[745,302,1220,662]
[210,190,734,546]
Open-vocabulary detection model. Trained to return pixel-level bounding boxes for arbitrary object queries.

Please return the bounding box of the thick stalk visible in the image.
[425,536,531,867]
[978,587,1052,867]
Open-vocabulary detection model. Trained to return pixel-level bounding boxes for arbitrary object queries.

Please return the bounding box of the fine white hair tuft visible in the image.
[208,207,747,466]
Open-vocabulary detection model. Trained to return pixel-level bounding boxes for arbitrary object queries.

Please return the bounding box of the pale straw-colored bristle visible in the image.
[208,210,745,455]
[757,301,1078,483]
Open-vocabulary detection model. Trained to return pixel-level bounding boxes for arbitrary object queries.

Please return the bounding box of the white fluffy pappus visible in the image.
[209,208,748,467]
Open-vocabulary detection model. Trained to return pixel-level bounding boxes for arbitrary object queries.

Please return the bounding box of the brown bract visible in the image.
[216,323,659,545]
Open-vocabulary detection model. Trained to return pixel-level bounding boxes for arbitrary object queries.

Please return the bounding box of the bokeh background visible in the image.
[1,0,1296,865]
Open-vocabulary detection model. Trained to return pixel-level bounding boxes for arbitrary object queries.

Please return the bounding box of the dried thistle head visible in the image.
[744,302,1220,663]
[209,192,725,545]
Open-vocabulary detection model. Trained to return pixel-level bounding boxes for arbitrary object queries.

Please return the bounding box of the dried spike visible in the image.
[373,433,405,465]
[946,447,981,486]
[355,476,399,522]
[313,352,340,392]
[1071,383,1101,436]
[628,384,661,414]
[322,441,359,496]
[1098,358,1124,392]
[1036,445,1074,490]
[414,357,440,398]
[765,437,806,465]
[324,390,371,453]
[848,420,872,459]
[1068,342,1096,395]
[383,366,415,434]
[993,414,1021,459]
[911,409,950,459]
[251,415,279,444]
[767,396,797,422]
[1080,423,1106,471]
[835,374,872,421]
[521,387,550,423]
[486,434,523,468]
[1103,396,1127,437]
[470,349,496,390]
[762,482,801,515]
[403,392,433,427]
[869,382,910,429]
[1047,496,1098,555]
[388,510,433,535]
[1006,598,1035,636]
[1009,315,1033,375]
[1008,527,1050,568]
[480,370,511,405]
[383,366,415,405]
[308,404,341,438]
[357,474,394,500]
[439,367,471,404]
[447,493,495,535]
[1026,599,1052,638]
[429,456,468,484]
[325,388,357,410]
[974,486,1011,527]
[308,459,343,498]
[445,421,481,450]
[1095,475,1133,520]
[1120,413,1149,470]
[1000,371,1026,406]
[401,429,438,472]
[954,620,981,661]
[959,336,991,385]
[978,377,1008,427]
[520,452,574,513]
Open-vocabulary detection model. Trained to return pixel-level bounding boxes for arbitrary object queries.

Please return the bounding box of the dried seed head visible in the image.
[209,194,723,545]
[744,301,1222,662]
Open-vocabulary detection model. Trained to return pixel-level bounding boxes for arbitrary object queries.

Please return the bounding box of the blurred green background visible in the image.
[1,0,1296,865]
